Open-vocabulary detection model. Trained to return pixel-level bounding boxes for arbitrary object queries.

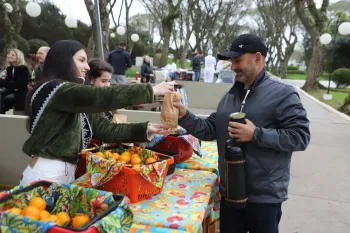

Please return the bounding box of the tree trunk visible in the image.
[302,37,323,91]
[100,0,110,60]
[160,25,171,67]
[339,92,350,116]
[84,0,109,60]
[279,44,296,79]
[280,60,289,79]
[86,34,96,59]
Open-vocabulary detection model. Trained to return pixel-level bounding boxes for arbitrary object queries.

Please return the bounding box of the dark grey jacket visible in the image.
[179,69,310,203]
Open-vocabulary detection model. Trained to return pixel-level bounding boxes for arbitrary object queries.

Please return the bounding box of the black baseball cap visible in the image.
[217,34,268,60]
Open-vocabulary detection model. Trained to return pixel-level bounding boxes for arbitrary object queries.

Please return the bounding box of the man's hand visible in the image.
[228,119,256,142]
[173,102,186,119]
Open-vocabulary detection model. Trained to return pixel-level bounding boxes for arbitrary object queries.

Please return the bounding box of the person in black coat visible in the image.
[140,55,154,83]
[0,49,30,114]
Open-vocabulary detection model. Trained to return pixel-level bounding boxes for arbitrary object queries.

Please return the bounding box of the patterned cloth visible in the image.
[74,147,168,189]
[145,127,202,157]
[0,183,133,233]
[130,169,217,233]
[176,141,220,223]
[130,223,188,233]
[176,141,218,176]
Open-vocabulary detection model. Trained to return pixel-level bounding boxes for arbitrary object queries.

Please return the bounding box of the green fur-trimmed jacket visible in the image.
[22,80,154,164]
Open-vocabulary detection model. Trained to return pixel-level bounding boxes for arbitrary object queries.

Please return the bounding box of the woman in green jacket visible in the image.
[20,40,174,185]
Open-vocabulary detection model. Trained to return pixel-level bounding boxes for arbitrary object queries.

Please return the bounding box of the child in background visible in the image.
[86,59,114,121]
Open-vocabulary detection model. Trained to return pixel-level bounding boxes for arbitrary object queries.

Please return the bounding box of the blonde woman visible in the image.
[140,55,154,83]
[0,49,30,114]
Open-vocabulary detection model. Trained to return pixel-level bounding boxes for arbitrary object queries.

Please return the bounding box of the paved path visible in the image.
[281,80,350,233]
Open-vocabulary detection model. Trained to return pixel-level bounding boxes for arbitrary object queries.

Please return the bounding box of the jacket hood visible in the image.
[115,47,124,53]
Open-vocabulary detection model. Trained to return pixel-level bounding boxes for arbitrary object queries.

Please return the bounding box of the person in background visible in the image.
[85,58,113,121]
[204,50,217,83]
[192,50,204,82]
[34,46,50,82]
[107,42,132,84]
[0,49,30,114]
[140,55,154,83]
[21,40,174,185]
[174,34,310,233]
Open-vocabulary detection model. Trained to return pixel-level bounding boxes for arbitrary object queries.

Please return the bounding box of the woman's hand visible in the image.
[147,123,172,139]
[152,81,175,95]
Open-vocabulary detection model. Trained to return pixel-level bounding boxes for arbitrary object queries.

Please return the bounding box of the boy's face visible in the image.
[91,71,112,87]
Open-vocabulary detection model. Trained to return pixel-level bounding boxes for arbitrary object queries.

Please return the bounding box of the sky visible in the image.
[49,0,337,26]
[46,0,145,26]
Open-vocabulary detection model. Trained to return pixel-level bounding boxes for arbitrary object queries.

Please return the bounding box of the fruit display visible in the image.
[0,182,131,233]
[91,145,160,167]
[7,196,90,228]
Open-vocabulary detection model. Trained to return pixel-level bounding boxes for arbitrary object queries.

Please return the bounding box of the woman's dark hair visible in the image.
[85,58,113,84]
[41,40,84,83]
[25,40,85,129]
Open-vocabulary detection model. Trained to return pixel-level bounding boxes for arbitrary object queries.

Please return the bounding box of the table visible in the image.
[176,141,218,176]
[130,169,217,233]
[176,141,220,223]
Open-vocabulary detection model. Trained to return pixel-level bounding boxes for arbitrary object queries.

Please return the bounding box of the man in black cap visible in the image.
[174,34,310,233]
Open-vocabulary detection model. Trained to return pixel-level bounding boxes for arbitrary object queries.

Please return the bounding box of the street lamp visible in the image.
[320,20,350,100]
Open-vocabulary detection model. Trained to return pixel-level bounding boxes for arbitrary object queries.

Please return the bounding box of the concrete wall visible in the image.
[175,81,232,109]
[0,115,30,186]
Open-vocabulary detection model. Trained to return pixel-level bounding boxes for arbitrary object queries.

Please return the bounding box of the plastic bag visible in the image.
[160,92,183,129]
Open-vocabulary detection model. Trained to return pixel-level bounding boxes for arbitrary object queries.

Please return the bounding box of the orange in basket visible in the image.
[98,155,174,203]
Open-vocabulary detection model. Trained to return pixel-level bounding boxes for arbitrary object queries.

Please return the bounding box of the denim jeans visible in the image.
[194,71,200,82]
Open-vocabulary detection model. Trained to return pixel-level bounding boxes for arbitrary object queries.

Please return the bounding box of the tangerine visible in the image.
[72,214,90,228]
[119,151,131,163]
[49,214,58,222]
[56,212,71,226]
[29,197,47,211]
[145,157,157,164]
[39,210,51,220]
[131,154,141,165]
[22,206,40,220]
[111,153,120,160]
[104,150,112,157]
[8,207,22,215]
[95,152,105,159]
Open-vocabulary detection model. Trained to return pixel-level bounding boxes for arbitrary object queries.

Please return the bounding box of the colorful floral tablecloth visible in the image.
[176,141,218,176]
[130,223,188,233]
[176,141,220,223]
[130,169,217,233]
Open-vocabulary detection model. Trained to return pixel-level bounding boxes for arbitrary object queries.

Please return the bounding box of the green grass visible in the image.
[287,72,329,81]
[307,89,349,110]
[126,68,137,77]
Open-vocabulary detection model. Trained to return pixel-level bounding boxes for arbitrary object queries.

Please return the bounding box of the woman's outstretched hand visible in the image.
[152,81,175,96]
[147,123,172,139]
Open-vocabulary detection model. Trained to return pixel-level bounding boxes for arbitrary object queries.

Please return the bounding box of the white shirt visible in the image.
[205,55,217,69]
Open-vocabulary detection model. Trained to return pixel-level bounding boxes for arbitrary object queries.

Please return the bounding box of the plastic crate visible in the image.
[152,135,194,163]
[0,181,124,233]
[146,147,178,176]
[78,145,174,203]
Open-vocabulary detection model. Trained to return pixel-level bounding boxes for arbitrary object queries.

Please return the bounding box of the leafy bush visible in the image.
[15,36,30,56]
[331,68,350,88]
[288,65,298,70]
[28,39,49,54]
[287,70,306,74]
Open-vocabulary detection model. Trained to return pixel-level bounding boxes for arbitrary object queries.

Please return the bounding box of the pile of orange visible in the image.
[7,197,90,229]
[93,146,160,167]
